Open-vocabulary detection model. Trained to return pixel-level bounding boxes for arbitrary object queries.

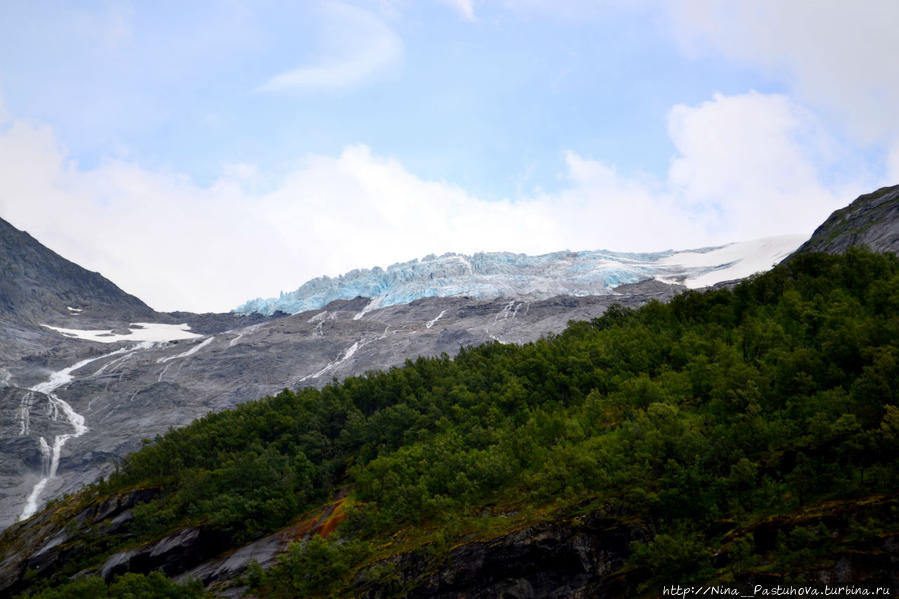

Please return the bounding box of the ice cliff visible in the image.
[235,236,804,316]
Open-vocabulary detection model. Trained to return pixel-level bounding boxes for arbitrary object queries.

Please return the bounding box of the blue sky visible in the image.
[1,1,768,194]
[1,1,897,311]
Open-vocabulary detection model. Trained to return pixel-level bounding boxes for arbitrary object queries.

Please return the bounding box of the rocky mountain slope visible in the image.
[0,283,682,530]
[1,247,896,598]
[0,219,670,531]
[790,184,899,256]
[0,189,896,597]
[2,193,887,596]
[0,218,154,324]
[0,218,802,532]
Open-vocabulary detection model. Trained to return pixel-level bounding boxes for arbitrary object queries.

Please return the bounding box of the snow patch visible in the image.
[426,310,447,329]
[93,342,154,376]
[299,341,362,383]
[42,322,201,344]
[228,323,262,348]
[353,298,381,320]
[308,311,337,337]
[658,235,804,289]
[307,311,331,323]
[157,336,214,364]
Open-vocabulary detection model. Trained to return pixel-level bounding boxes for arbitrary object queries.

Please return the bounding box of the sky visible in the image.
[0,0,898,312]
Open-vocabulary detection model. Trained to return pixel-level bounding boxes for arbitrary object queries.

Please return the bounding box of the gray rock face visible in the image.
[176,530,286,585]
[0,486,160,596]
[0,217,154,324]
[100,526,228,580]
[0,279,683,531]
[790,184,899,257]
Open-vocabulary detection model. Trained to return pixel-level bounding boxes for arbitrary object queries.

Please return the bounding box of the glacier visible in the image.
[235,235,805,316]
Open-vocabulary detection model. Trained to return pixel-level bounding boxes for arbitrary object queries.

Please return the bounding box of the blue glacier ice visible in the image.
[234,236,805,316]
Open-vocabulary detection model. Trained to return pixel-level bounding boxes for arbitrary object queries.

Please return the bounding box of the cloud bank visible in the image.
[669,0,899,146]
[0,90,872,313]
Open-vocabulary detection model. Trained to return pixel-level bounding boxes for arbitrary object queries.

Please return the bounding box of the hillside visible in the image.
[0,217,155,324]
[791,185,899,257]
[2,248,896,597]
[0,280,681,530]
[7,213,797,530]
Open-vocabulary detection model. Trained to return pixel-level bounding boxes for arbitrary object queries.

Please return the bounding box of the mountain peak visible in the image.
[0,217,154,323]
[791,184,899,257]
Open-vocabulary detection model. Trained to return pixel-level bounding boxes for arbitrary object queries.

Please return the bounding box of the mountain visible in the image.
[0,217,154,323]
[791,184,899,256]
[0,225,803,531]
[1,189,893,597]
[236,236,803,316]
[0,221,276,529]
[0,285,683,530]
[2,248,896,598]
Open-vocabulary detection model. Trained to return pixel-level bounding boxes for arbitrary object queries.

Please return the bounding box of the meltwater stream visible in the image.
[18,343,152,521]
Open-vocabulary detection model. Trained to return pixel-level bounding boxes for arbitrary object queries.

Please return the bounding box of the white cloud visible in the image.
[668,0,899,145]
[438,0,476,21]
[0,92,876,313]
[887,142,899,184]
[256,2,402,93]
[665,91,853,237]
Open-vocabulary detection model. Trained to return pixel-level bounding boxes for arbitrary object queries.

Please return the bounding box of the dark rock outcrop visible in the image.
[354,513,643,599]
[0,487,161,596]
[789,185,899,258]
[101,526,229,580]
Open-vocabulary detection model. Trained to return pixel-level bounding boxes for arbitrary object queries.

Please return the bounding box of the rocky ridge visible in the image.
[0,217,154,325]
[790,184,899,257]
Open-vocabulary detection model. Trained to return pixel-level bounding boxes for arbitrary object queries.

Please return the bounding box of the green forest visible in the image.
[14,248,899,597]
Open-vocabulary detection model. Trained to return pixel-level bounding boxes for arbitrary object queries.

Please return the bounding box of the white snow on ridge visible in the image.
[659,235,805,289]
[42,322,202,343]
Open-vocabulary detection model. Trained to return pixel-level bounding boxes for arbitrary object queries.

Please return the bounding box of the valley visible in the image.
[0,185,896,597]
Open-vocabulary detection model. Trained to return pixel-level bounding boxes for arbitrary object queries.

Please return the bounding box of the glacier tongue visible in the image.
[235,235,805,316]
